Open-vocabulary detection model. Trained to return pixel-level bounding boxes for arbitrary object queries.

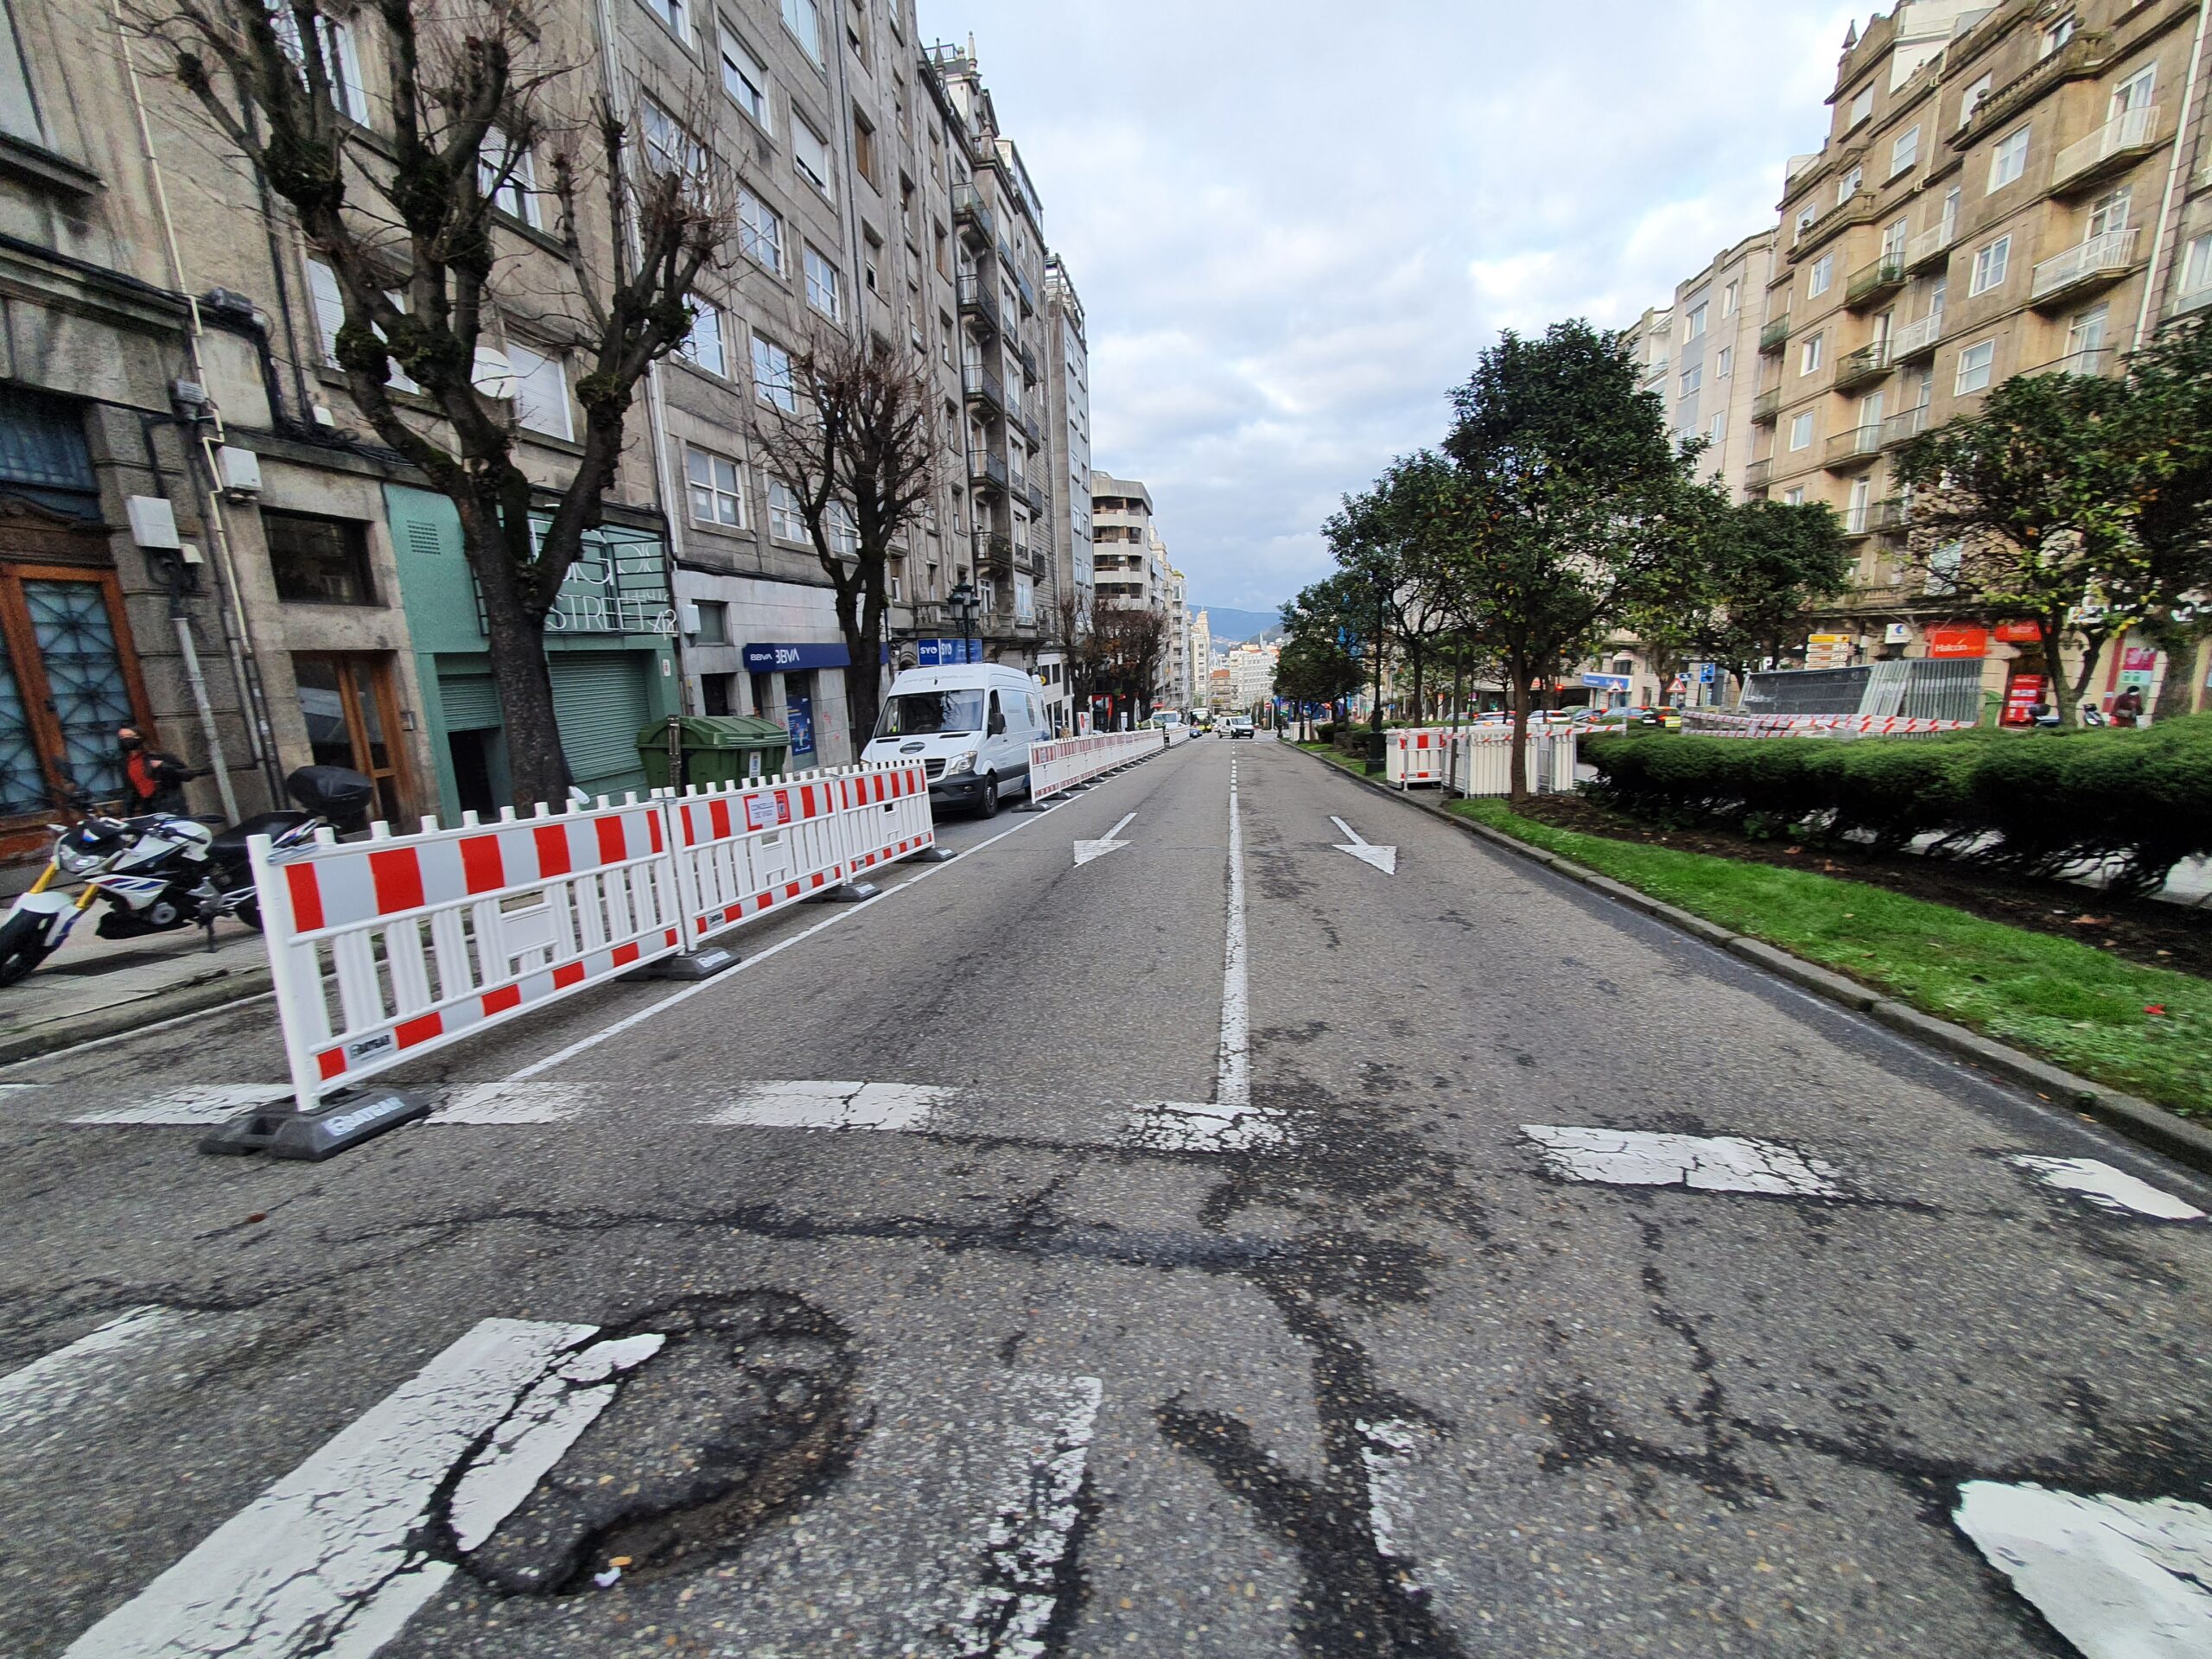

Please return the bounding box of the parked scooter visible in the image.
[0,765,374,986]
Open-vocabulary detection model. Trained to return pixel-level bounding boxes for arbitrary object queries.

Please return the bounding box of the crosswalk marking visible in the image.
[1954,1481,2212,1659]
[0,1307,210,1442]
[2008,1156,2207,1222]
[705,1080,948,1131]
[435,1082,596,1125]
[1522,1125,1845,1196]
[67,1085,291,1126]
[950,1372,1103,1658]
[1122,1099,1286,1154]
[62,1318,656,1659]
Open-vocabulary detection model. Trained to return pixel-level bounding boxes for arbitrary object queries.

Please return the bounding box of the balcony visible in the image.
[977,529,1014,574]
[1905,218,1956,273]
[951,181,996,246]
[1881,404,1930,448]
[1745,456,1773,490]
[957,270,1000,337]
[1016,406,1043,448]
[1832,341,1892,392]
[1842,499,1906,538]
[967,447,1008,492]
[1025,478,1046,516]
[1890,310,1943,360]
[2050,104,2161,195]
[1751,387,1780,423]
[1759,315,1790,353]
[1640,355,1669,386]
[1846,256,1907,309]
[1015,338,1039,383]
[2030,226,2140,308]
[2028,346,2115,378]
[1793,194,1876,253]
[961,362,1006,414]
[1824,423,1884,469]
[1015,270,1038,315]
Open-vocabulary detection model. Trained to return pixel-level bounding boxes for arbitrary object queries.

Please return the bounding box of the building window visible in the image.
[479,128,537,225]
[1847,85,1873,129]
[1721,280,1738,317]
[720,27,771,128]
[2042,14,2076,58]
[752,336,796,410]
[270,9,366,122]
[1988,126,2030,193]
[2067,302,2109,359]
[1960,73,1992,130]
[702,672,736,715]
[1801,333,1825,375]
[265,511,376,606]
[737,188,784,273]
[781,0,823,62]
[2088,185,2132,240]
[1715,345,1732,379]
[1789,410,1815,450]
[0,0,41,141]
[1685,302,1707,340]
[804,245,842,319]
[1956,339,1996,394]
[2112,64,2157,117]
[693,600,729,644]
[1809,255,1834,297]
[505,341,571,439]
[1679,365,1701,397]
[640,100,706,181]
[792,118,833,198]
[643,0,685,39]
[1837,165,1862,204]
[1883,217,1908,260]
[1969,236,2010,296]
[1890,124,1920,178]
[681,298,726,376]
[1709,411,1726,445]
[828,499,858,556]
[768,479,804,540]
[685,446,743,527]
[305,259,416,391]
[852,111,877,187]
[1784,486,1806,505]
[1796,204,1817,237]
[2179,232,2212,302]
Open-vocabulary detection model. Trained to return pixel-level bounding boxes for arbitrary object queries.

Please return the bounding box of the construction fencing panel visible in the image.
[1440,728,1578,797]
[1385,730,1450,786]
[1680,710,1978,739]
[1027,728,1163,802]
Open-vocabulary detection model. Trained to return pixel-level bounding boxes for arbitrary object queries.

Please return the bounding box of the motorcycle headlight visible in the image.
[943,752,976,777]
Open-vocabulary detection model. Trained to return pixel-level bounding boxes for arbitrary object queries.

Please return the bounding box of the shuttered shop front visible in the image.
[551,652,652,797]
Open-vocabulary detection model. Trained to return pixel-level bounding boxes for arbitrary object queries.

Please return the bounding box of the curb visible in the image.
[0,966,272,1068]
[1287,742,2212,1178]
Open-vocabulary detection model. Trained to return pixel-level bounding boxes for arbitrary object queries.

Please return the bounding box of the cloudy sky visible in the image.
[914,0,1865,613]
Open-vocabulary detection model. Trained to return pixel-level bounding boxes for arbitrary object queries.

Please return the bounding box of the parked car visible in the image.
[862,663,1052,817]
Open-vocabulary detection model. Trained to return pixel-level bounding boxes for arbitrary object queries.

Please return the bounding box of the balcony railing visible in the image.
[1890,310,1943,359]
[2029,346,2115,378]
[1905,218,1957,272]
[1015,339,1039,383]
[1881,404,1930,448]
[1759,315,1790,353]
[1833,341,1892,391]
[1846,256,1907,309]
[1641,355,1669,385]
[1745,456,1773,489]
[967,447,1008,490]
[1025,479,1046,515]
[1016,406,1043,448]
[2051,103,2160,194]
[977,529,1014,572]
[1751,387,1780,423]
[957,270,1000,334]
[2030,226,2140,304]
[951,181,996,244]
[961,362,1006,413]
[1824,423,1884,468]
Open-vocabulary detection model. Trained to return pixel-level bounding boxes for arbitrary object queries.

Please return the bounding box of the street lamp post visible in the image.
[949,580,980,664]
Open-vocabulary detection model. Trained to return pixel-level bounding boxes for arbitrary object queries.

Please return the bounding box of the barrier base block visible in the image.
[638,945,739,980]
[1015,795,1057,812]
[808,880,880,904]
[199,1088,431,1161]
[906,845,954,862]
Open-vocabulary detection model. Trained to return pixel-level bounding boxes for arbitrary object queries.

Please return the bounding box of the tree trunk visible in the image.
[2151,632,2199,723]
[2041,619,2081,727]
[477,563,567,811]
[1508,666,1530,803]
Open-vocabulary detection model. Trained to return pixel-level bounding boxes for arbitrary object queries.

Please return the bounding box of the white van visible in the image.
[861,663,1053,817]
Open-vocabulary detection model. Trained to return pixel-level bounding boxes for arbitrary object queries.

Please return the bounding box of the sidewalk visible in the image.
[0,918,270,1064]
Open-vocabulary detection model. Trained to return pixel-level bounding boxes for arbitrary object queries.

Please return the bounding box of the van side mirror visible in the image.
[988,710,1006,735]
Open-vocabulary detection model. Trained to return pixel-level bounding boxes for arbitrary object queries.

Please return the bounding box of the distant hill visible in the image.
[1192,606,1282,644]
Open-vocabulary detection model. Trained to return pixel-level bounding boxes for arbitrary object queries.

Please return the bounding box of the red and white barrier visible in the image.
[1027,728,1163,802]
[251,763,934,1113]
[1385,730,1450,787]
[1681,710,1978,739]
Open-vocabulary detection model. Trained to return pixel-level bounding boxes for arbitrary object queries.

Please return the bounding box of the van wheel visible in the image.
[978,775,1000,818]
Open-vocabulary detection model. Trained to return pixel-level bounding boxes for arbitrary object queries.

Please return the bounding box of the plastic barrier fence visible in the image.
[251,763,932,1113]
[1681,709,1978,739]
[1439,728,1579,798]
[1385,730,1450,786]
[1027,728,1164,802]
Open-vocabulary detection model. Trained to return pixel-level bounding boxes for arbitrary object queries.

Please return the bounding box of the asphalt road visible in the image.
[1,734,2208,1658]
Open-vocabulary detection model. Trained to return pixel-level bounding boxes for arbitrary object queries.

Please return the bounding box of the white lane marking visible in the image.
[1328,814,1398,876]
[67,1084,291,1125]
[0,1307,209,1441]
[1217,757,1249,1112]
[1122,1099,1284,1154]
[950,1372,1104,1658]
[706,1080,947,1132]
[1358,1418,1443,1596]
[61,1317,638,1659]
[1071,810,1137,868]
[435,1083,597,1125]
[503,811,1053,1084]
[1955,1481,2212,1659]
[1522,1126,1845,1197]
[2008,1156,2206,1222]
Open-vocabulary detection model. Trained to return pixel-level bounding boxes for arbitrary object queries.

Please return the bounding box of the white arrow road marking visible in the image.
[1522,1126,1845,1197]
[1955,1481,2212,1659]
[63,1317,659,1659]
[1072,810,1137,867]
[2008,1155,2206,1221]
[1329,815,1397,875]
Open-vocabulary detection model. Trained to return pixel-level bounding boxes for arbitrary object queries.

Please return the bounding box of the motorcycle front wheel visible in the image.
[234,894,263,932]
[0,912,57,986]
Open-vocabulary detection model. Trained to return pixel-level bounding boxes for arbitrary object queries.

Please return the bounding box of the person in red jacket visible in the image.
[117,727,195,816]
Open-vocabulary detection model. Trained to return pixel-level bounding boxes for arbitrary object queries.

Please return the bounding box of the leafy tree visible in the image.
[752,332,938,752]
[1325,465,1459,723]
[1273,632,1360,737]
[2108,321,2212,720]
[144,0,728,805]
[1281,575,1382,729]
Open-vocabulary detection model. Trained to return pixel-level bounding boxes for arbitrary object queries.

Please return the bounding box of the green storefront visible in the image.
[384,485,680,818]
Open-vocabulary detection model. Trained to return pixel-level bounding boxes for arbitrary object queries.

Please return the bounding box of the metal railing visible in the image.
[951,180,996,243]
[2029,346,2114,378]
[1025,479,1046,515]
[957,270,1000,333]
[2051,103,2159,192]
[977,530,1014,571]
[961,362,1006,412]
[1881,404,1929,447]
[1641,355,1669,385]
[967,447,1008,490]
[1905,218,1956,270]
[2030,226,2140,301]
[1745,456,1772,488]
[1834,341,1891,390]
[1759,315,1790,353]
[1824,423,1884,467]
[1847,256,1907,308]
[1891,310,1943,358]
[1751,387,1779,423]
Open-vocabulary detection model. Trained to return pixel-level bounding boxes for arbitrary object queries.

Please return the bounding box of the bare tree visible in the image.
[139,0,728,806]
[1048,588,1105,721]
[1092,604,1167,722]
[752,330,938,752]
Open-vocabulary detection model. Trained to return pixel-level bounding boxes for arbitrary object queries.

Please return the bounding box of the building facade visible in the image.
[1089,473,1158,607]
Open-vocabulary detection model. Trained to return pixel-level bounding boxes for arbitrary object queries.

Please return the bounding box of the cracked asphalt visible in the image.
[1,735,2209,1656]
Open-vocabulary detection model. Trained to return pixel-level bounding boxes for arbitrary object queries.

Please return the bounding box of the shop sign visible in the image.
[2118,644,2159,689]
[1995,620,2042,644]
[2002,671,2046,727]
[1926,626,1989,659]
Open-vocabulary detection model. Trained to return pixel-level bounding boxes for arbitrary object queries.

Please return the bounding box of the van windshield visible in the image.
[876,690,986,738]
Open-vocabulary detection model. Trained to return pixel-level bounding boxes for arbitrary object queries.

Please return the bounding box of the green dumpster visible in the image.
[637,715,791,791]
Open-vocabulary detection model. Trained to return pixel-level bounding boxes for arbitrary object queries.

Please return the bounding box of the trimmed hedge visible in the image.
[1582,715,2212,896]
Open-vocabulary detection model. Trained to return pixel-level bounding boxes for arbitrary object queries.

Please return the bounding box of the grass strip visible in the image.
[1452,798,2210,1117]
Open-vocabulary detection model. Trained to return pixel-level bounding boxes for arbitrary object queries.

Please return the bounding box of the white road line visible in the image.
[67,1084,293,1126]
[1954,1481,2212,1659]
[950,1372,1104,1658]
[2008,1156,2207,1221]
[1071,810,1137,867]
[1522,1126,1845,1197]
[435,1083,598,1125]
[1217,757,1249,1113]
[0,1307,210,1442]
[1328,814,1398,876]
[1121,1099,1284,1154]
[62,1317,654,1659]
[1357,1417,1442,1596]
[705,1080,948,1132]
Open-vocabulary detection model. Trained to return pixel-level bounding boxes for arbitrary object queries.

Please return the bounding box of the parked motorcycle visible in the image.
[0,765,374,987]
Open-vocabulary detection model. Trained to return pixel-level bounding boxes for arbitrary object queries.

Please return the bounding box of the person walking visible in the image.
[117,727,196,816]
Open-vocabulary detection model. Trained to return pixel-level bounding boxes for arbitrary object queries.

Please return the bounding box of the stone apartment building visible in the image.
[1042,253,1091,730]
[1089,472,1157,607]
